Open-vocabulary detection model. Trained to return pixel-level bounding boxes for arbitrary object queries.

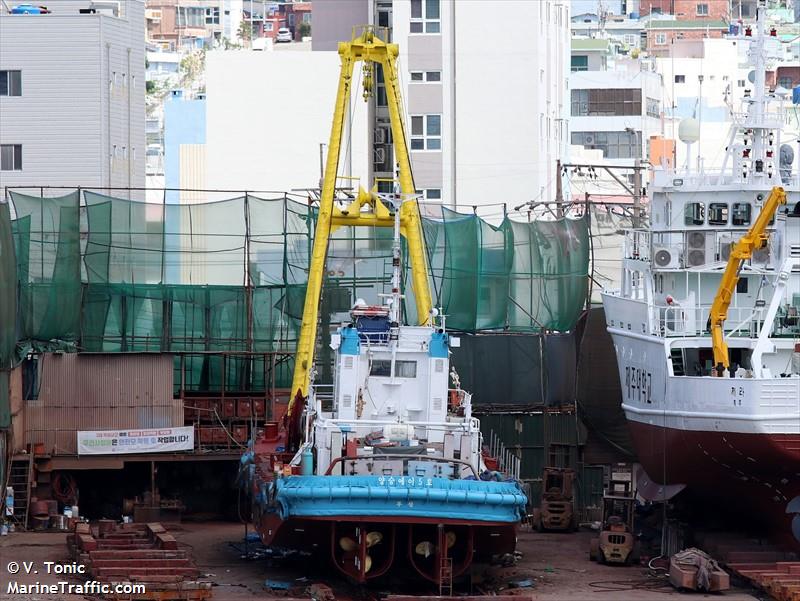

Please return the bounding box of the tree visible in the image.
[238,20,253,44]
[298,22,311,38]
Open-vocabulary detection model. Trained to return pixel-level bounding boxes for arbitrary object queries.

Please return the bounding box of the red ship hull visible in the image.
[627,419,800,546]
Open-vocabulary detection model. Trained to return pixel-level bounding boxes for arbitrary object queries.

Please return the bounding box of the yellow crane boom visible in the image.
[288,27,433,419]
[709,185,786,369]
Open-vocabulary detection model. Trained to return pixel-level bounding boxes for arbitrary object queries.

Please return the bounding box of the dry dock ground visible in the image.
[1,523,762,600]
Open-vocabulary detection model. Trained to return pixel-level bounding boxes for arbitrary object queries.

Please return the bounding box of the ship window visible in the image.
[732,203,751,226]
[370,359,416,378]
[395,360,417,378]
[370,359,392,377]
[708,203,728,226]
[684,202,705,226]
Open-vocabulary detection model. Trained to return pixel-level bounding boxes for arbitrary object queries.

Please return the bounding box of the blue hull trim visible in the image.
[274,475,527,523]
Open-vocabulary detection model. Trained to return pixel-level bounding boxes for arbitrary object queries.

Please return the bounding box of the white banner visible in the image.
[77,427,194,455]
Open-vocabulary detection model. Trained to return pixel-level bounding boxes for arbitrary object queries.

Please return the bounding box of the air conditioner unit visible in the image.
[685,231,710,267]
[719,235,736,262]
[653,245,680,269]
[752,242,771,267]
[374,126,390,144]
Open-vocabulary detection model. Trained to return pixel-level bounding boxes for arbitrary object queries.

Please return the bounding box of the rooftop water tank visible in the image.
[11,4,42,13]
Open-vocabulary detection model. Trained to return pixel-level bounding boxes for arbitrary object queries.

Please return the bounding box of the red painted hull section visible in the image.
[627,419,800,545]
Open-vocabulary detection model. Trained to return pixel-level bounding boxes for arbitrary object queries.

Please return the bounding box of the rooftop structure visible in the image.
[0,0,146,194]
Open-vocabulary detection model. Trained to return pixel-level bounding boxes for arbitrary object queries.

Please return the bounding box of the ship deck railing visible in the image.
[650,169,800,190]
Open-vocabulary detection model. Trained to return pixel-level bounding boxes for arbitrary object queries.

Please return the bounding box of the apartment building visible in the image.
[0,0,146,193]
[569,59,664,167]
[313,0,571,212]
[146,0,243,50]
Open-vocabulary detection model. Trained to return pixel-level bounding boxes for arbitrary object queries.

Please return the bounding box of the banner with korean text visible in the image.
[77,427,194,455]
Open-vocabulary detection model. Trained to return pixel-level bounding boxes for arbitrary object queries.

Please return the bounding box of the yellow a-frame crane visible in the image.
[709,185,786,369]
[287,27,433,426]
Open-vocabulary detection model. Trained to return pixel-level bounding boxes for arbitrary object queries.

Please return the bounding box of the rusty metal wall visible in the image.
[24,353,182,455]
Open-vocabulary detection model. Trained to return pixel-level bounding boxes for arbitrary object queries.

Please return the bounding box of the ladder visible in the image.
[439,556,453,597]
[670,348,685,376]
[8,455,33,530]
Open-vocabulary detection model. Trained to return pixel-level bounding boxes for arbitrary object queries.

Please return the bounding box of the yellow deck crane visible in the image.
[709,186,786,370]
[286,27,433,440]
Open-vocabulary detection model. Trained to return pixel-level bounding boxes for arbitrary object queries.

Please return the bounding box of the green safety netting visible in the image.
[0,200,16,427]
[8,190,589,387]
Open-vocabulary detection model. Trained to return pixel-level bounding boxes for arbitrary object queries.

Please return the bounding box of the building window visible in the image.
[410,71,441,82]
[265,22,274,31]
[302,13,311,23]
[675,74,686,83]
[0,70,22,96]
[205,7,219,24]
[410,115,441,151]
[0,144,22,171]
[410,0,440,34]
[696,3,709,15]
[778,76,794,89]
[655,33,667,45]
[570,131,642,159]
[177,6,204,27]
[624,34,638,46]
[646,97,660,118]
[376,65,387,107]
[738,79,746,87]
[425,189,442,201]
[571,55,589,72]
[570,89,642,117]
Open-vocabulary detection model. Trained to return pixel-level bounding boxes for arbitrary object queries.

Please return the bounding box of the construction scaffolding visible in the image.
[1,188,590,389]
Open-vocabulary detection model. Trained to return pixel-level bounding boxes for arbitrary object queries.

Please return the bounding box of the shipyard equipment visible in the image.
[239,27,526,588]
[532,467,577,532]
[709,185,786,369]
[589,493,639,565]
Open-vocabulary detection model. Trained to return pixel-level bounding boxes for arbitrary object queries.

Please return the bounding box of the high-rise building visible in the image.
[313,0,571,212]
[0,1,146,194]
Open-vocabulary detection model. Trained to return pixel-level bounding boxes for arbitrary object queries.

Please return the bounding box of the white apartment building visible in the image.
[0,0,146,194]
[203,50,369,195]
[313,0,571,213]
[569,60,664,166]
[654,37,797,170]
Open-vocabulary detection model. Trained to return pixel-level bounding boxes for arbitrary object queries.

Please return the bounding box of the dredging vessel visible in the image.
[602,0,800,543]
[240,28,526,585]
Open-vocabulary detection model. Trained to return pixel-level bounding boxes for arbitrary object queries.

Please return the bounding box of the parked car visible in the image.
[276,28,292,43]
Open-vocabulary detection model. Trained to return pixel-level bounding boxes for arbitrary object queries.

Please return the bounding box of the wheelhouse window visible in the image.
[684,202,705,226]
[369,359,417,378]
[708,203,729,226]
[732,203,751,226]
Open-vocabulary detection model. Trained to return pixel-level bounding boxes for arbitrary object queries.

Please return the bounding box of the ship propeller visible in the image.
[786,496,800,542]
[415,541,434,558]
[364,554,373,573]
[339,537,358,552]
[446,531,456,549]
[366,531,383,547]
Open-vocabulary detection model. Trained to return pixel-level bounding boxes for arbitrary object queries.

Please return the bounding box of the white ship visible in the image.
[602,0,800,543]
